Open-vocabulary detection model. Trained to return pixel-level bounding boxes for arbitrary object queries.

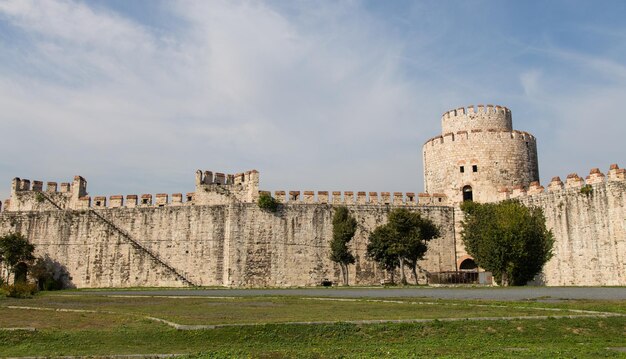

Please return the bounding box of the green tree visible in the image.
[460,200,554,286]
[366,224,399,284]
[367,208,440,285]
[330,206,357,286]
[0,233,36,283]
[390,209,440,284]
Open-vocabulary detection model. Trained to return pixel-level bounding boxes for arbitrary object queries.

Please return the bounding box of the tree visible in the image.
[390,209,440,284]
[460,200,554,286]
[330,206,357,286]
[367,208,440,285]
[0,233,36,283]
[366,224,399,284]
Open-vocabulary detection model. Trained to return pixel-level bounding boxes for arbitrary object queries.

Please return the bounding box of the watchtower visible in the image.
[422,105,539,205]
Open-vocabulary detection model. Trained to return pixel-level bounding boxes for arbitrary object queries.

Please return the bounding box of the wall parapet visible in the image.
[195,169,259,186]
[497,164,625,201]
[424,129,535,147]
[3,173,209,211]
[194,168,260,205]
[440,104,513,134]
[4,169,453,210]
[256,190,446,206]
[441,104,511,120]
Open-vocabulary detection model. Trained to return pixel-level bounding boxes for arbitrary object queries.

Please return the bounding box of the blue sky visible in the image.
[1,0,625,201]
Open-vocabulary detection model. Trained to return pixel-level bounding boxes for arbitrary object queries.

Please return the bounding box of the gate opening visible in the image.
[463,185,473,202]
[459,258,477,271]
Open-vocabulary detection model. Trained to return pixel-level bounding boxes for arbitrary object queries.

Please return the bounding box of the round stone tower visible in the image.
[423,104,539,205]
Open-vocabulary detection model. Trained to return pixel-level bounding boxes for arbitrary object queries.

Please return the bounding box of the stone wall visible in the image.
[512,166,626,286]
[0,204,456,288]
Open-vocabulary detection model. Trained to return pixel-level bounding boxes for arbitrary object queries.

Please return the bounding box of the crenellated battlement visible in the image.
[4,182,203,211]
[3,169,261,212]
[259,189,445,206]
[424,129,536,147]
[6,162,620,212]
[194,169,258,187]
[2,169,450,211]
[440,104,513,134]
[193,169,259,205]
[4,175,88,211]
[3,183,446,211]
[441,104,511,121]
[497,164,625,201]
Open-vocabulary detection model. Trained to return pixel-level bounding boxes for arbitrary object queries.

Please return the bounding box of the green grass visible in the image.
[0,294,569,326]
[0,291,624,358]
[1,317,624,358]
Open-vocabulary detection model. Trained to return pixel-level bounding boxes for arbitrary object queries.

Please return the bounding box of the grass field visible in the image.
[0,290,625,358]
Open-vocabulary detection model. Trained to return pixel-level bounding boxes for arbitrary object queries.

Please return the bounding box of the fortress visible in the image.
[0,104,624,287]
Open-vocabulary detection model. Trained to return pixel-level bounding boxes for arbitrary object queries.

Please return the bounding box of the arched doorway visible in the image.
[462,185,473,202]
[14,262,28,284]
[459,258,477,271]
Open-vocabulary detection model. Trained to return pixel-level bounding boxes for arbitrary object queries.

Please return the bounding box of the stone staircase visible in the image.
[37,191,198,287]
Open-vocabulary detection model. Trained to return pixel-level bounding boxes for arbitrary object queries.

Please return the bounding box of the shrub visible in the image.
[258,192,279,212]
[580,184,593,195]
[3,281,38,298]
[30,256,70,291]
[0,233,36,281]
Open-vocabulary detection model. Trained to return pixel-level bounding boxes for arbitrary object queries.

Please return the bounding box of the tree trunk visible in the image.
[342,263,349,286]
[398,257,407,285]
[339,264,343,286]
[501,272,509,287]
[411,264,419,285]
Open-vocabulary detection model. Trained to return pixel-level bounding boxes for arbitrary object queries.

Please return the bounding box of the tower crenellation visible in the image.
[441,104,512,134]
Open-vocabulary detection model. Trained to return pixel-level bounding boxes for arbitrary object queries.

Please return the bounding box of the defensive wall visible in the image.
[496,164,626,286]
[0,170,456,288]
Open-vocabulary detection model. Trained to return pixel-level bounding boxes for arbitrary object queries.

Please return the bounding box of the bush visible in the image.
[258,192,279,212]
[3,281,38,298]
[39,276,64,291]
[580,184,593,195]
[30,256,70,291]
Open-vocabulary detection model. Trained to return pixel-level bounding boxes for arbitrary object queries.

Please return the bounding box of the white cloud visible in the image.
[520,69,542,97]
[0,0,433,199]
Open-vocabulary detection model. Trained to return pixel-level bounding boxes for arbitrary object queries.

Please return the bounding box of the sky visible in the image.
[0,0,625,201]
